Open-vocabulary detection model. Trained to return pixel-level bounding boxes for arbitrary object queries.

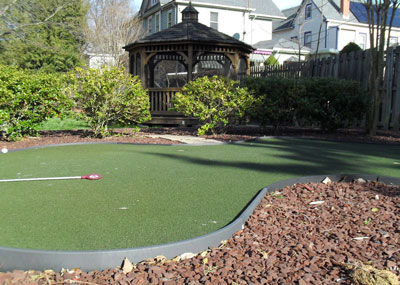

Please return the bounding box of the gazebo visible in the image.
[123,2,254,125]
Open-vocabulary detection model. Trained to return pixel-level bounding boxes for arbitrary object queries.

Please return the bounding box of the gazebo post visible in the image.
[140,49,146,87]
[188,45,194,82]
[246,54,251,76]
[233,53,240,80]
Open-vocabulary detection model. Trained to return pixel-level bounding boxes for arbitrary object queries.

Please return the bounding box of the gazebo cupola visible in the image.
[123,2,254,125]
[182,2,199,22]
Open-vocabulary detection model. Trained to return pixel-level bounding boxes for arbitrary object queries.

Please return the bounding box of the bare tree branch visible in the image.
[0,1,73,37]
[85,0,142,69]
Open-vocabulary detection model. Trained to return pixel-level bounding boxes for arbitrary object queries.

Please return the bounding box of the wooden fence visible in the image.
[250,46,400,131]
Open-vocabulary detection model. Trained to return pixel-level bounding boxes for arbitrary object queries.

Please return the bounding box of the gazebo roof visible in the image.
[123,3,253,52]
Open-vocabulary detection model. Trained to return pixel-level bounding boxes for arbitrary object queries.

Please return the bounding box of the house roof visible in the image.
[124,7,254,51]
[281,5,299,18]
[142,0,284,17]
[274,0,366,32]
[254,37,311,52]
[273,6,299,32]
[315,0,358,23]
[350,1,400,28]
[188,0,284,17]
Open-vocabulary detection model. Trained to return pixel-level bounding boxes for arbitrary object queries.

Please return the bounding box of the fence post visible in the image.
[392,46,400,131]
[381,47,394,130]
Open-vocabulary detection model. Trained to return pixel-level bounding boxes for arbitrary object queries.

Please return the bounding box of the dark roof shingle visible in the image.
[124,20,254,51]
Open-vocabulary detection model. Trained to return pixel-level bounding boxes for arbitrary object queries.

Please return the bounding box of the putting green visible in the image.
[1,138,399,250]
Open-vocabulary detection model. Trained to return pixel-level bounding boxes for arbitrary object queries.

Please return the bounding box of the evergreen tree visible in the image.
[0,0,88,72]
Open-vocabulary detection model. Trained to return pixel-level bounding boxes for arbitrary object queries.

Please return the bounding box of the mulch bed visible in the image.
[1,127,400,284]
[1,126,400,151]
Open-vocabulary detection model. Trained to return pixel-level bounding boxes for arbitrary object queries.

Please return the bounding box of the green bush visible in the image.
[172,76,254,135]
[265,55,279,66]
[0,65,73,141]
[300,78,367,132]
[241,77,301,129]
[68,66,151,137]
[340,42,362,55]
[241,77,367,132]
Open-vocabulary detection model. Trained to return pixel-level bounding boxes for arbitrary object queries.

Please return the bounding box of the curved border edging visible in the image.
[1,173,399,272]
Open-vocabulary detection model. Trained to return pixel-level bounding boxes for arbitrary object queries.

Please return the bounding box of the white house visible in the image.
[86,52,116,69]
[253,38,312,64]
[273,0,400,57]
[138,0,286,62]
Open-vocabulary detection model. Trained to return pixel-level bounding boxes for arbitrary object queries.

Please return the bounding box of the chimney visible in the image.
[340,0,350,18]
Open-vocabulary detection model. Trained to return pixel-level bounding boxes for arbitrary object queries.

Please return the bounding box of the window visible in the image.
[304,31,312,48]
[155,13,160,32]
[291,36,299,42]
[390,36,398,46]
[358,33,367,49]
[151,0,158,6]
[305,3,312,20]
[148,16,152,34]
[210,12,218,30]
[167,10,173,28]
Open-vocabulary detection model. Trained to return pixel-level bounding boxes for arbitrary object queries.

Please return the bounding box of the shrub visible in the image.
[68,66,151,137]
[241,77,301,129]
[264,55,279,66]
[172,76,254,135]
[0,65,73,141]
[340,42,362,55]
[300,78,367,132]
[241,77,367,132]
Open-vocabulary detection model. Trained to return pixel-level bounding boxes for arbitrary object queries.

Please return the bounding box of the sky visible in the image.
[132,0,302,13]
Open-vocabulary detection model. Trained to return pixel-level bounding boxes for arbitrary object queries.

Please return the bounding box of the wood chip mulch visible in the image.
[1,180,399,284]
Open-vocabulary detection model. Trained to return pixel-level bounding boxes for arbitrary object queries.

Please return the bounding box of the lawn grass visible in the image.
[37,117,89,130]
[0,138,399,251]
[37,116,143,131]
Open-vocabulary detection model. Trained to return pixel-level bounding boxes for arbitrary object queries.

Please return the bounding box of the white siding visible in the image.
[274,1,327,51]
[176,4,273,45]
[338,28,356,50]
[275,1,400,54]
[249,18,273,44]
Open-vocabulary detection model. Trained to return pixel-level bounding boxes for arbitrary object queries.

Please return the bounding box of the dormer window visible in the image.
[305,3,312,20]
[151,0,158,6]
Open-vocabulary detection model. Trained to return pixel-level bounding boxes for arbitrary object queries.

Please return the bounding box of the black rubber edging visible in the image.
[1,173,398,272]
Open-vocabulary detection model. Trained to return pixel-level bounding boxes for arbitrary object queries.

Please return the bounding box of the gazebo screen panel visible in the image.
[153,59,187,88]
[237,56,248,80]
[193,53,233,80]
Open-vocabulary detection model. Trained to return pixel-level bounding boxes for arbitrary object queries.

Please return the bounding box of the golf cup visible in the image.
[1,147,8,154]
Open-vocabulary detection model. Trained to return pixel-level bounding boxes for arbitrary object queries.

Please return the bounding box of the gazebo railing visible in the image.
[148,87,181,115]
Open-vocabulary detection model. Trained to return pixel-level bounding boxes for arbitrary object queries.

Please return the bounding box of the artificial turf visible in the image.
[0,138,399,250]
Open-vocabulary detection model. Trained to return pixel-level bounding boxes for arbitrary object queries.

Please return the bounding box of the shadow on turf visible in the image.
[144,137,400,177]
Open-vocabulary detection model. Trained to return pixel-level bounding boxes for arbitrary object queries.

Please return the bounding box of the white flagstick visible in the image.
[0,174,102,183]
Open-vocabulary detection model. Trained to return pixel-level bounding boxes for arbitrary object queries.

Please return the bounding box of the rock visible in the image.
[322,177,332,184]
[121,257,134,274]
[177,252,196,260]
